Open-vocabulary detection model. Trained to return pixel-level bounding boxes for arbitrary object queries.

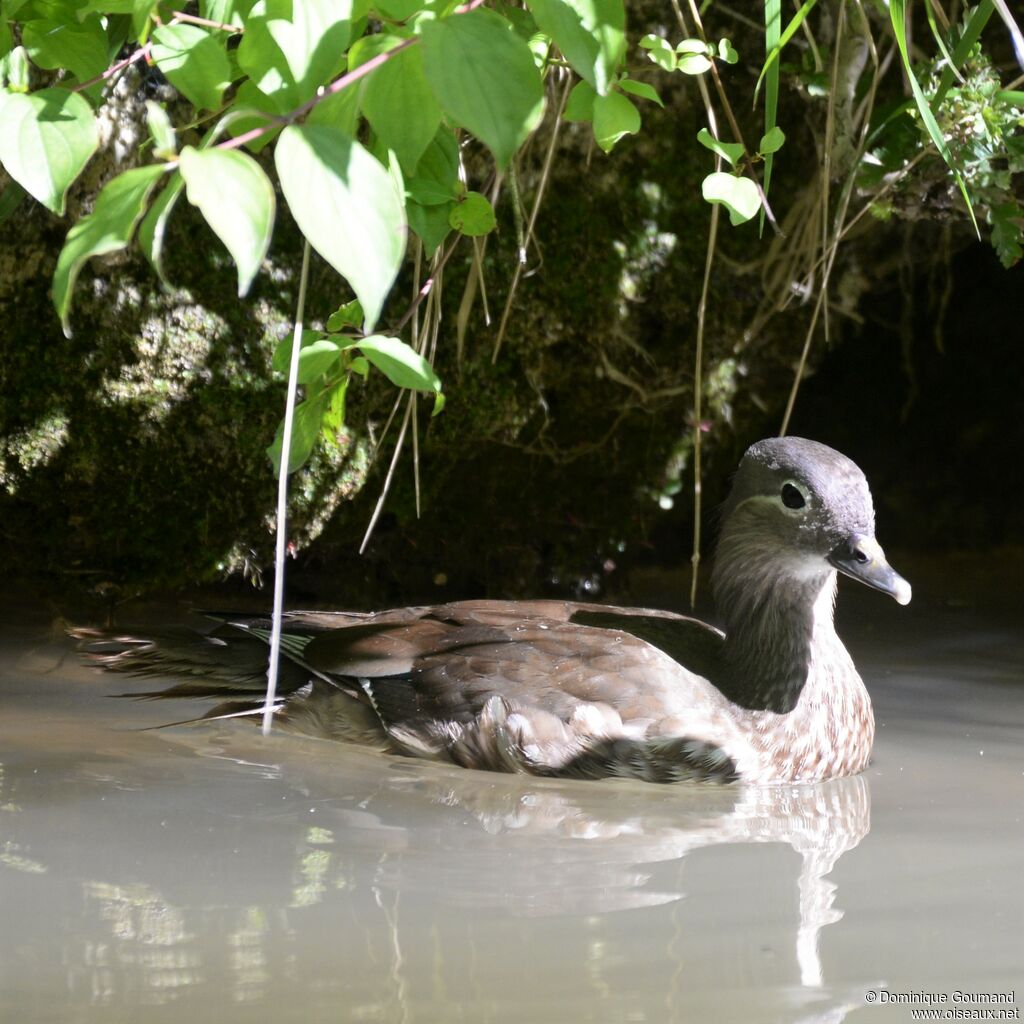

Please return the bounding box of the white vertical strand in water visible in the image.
[263,240,312,736]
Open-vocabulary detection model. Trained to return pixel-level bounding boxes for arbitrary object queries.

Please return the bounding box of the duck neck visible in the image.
[712,538,840,714]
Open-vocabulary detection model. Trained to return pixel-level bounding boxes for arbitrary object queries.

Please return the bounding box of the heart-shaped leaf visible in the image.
[701,171,760,225]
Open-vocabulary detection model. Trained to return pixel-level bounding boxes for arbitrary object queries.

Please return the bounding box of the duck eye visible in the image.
[781,483,806,510]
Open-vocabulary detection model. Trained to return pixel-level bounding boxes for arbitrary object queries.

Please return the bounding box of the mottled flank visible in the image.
[76,438,910,785]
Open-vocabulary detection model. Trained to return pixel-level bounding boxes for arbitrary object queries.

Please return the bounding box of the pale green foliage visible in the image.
[529,0,624,95]
[179,147,276,296]
[267,328,444,475]
[0,89,97,214]
[449,191,497,236]
[275,124,406,334]
[702,172,760,226]
[52,165,166,335]
[419,9,544,168]
[0,0,1018,478]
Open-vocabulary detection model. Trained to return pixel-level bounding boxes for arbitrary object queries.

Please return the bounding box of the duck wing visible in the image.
[76,601,740,781]
[295,601,738,780]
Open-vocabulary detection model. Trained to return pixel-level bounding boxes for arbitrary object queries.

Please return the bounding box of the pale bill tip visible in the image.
[893,577,912,606]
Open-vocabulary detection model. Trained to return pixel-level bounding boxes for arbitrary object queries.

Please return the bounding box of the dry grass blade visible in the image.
[492,72,571,364]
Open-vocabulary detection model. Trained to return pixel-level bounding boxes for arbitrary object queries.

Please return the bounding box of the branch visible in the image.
[72,42,151,93]
[219,37,417,152]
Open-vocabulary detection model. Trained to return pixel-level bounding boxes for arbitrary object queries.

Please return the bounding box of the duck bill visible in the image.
[828,534,912,606]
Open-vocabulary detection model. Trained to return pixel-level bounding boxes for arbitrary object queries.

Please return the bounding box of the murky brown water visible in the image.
[1,571,1021,1023]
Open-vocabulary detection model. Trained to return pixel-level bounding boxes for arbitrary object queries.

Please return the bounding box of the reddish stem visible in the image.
[220,36,417,151]
[72,42,151,93]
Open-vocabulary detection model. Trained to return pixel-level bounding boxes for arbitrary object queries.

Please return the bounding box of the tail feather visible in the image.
[70,623,310,697]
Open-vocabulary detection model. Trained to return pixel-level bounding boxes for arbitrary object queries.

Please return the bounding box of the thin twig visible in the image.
[673,0,722,608]
[72,42,151,92]
[221,38,417,151]
[167,10,242,32]
[819,0,847,347]
[491,72,571,363]
[360,397,415,554]
[263,239,311,736]
[690,202,720,609]
[392,236,459,333]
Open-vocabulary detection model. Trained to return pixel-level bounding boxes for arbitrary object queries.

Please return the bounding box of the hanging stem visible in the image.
[492,72,571,363]
[690,204,720,610]
[263,239,312,737]
[673,0,721,609]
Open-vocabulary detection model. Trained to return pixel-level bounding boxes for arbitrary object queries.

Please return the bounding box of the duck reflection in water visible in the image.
[177,735,876,1019]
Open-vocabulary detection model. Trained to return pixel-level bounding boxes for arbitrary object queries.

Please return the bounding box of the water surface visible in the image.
[1,569,1021,1023]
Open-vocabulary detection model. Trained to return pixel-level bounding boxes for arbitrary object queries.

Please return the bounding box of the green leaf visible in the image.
[638,34,675,72]
[696,127,744,166]
[326,299,364,331]
[276,123,407,333]
[52,164,165,335]
[408,201,452,256]
[889,0,977,237]
[22,16,108,85]
[1,45,31,92]
[145,100,177,159]
[618,79,663,107]
[238,0,352,111]
[137,171,183,283]
[592,90,639,153]
[761,0,780,237]
[527,0,624,95]
[701,171,760,226]
[272,330,345,381]
[200,0,252,28]
[357,335,442,395]
[420,8,544,168]
[0,89,98,214]
[717,37,738,64]
[990,201,1023,268]
[273,327,316,371]
[406,125,457,254]
[376,0,421,19]
[563,79,596,121]
[406,177,453,205]
[449,191,496,235]
[758,125,785,155]
[224,81,284,152]
[151,23,233,111]
[675,41,712,75]
[305,81,362,136]
[350,34,441,173]
[295,338,345,382]
[179,146,275,296]
[267,394,328,476]
[77,0,144,13]
[322,376,348,438]
[933,2,994,110]
[755,0,818,102]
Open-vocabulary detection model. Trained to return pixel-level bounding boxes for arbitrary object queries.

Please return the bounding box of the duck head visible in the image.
[710,437,910,713]
[714,436,911,608]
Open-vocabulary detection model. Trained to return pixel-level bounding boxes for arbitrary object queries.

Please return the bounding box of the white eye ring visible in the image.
[780,480,809,510]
